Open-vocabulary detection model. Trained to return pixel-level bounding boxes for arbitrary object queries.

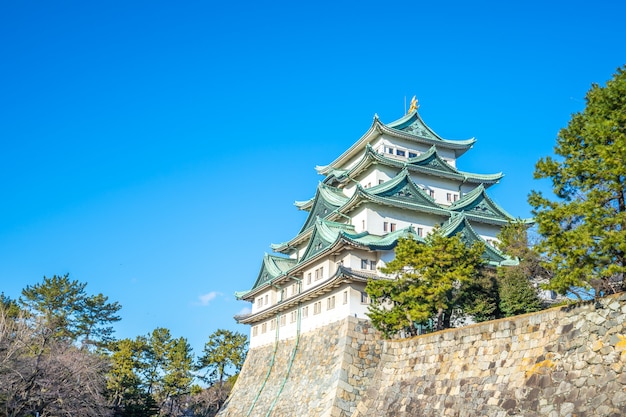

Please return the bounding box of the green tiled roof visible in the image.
[298,184,349,233]
[439,213,510,265]
[324,144,503,187]
[449,184,531,225]
[248,253,298,292]
[317,110,477,176]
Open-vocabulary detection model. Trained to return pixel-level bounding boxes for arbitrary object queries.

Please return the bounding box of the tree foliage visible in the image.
[196,329,248,386]
[366,232,487,338]
[20,274,121,348]
[529,66,626,298]
[496,222,545,316]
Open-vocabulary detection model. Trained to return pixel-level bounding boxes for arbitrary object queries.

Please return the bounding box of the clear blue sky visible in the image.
[1,0,625,356]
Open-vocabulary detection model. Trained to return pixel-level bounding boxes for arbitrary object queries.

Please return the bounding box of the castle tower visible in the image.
[235,102,518,348]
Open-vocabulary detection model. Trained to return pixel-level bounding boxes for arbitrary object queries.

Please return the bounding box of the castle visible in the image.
[235,98,518,348]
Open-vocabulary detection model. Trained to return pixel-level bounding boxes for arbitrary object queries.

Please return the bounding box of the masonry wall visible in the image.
[220,293,626,417]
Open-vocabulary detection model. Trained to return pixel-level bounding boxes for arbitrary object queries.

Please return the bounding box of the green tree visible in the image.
[366,231,486,338]
[107,338,157,417]
[19,274,121,347]
[496,222,545,316]
[529,66,626,298]
[196,329,248,387]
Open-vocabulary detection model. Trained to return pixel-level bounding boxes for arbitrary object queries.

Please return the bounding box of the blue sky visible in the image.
[1,0,625,356]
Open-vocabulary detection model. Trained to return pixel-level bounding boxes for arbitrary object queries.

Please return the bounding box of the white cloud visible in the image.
[198,291,220,306]
[236,306,251,316]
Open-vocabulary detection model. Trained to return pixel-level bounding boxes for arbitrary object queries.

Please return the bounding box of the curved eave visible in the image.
[316,116,381,175]
[450,185,517,222]
[294,198,314,211]
[326,145,500,187]
[340,186,451,219]
[235,267,376,324]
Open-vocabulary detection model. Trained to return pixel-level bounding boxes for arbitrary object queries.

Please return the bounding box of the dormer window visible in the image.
[396,149,405,157]
[409,152,418,158]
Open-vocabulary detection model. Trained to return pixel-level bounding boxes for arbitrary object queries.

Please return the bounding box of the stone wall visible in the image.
[220,293,626,417]
[218,317,381,417]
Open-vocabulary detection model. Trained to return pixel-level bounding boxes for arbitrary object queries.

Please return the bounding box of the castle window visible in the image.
[303,306,309,318]
[383,222,388,232]
[327,296,335,310]
[264,294,268,305]
[315,267,324,281]
[253,326,258,336]
[290,311,297,323]
[447,193,452,202]
[280,315,286,326]
[343,291,348,304]
[270,319,276,330]
[361,259,368,269]
[396,149,405,157]
[385,146,394,154]
[370,260,376,270]
[261,323,267,333]
[257,297,263,307]
[453,194,459,202]
[307,273,312,285]
[379,179,384,185]
[291,283,297,295]
[361,292,370,304]
[417,227,423,237]
[390,223,396,232]
[314,301,322,315]
[409,152,418,158]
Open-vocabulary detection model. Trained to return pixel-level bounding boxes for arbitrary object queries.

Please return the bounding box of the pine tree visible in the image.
[529,66,626,298]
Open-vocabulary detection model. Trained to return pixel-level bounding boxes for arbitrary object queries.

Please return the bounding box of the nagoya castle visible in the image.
[222,100,626,417]
[235,97,515,349]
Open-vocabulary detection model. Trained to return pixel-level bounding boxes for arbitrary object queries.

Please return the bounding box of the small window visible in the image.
[362,220,365,230]
[327,296,335,310]
[379,179,384,185]
[307,273,312,285]
[429,190,435,198]
[453,194,459,202]
[408,152,418,158]
[396,149,405,157]
[280,315,286,326]
[417,227,423,237]
[383,222,388,232]
[314,302,321,315]
[447,193,452,202]
[281,289,286,300]
[361,292,370,304]
[290,311,297,323]
[261,323,267,333]
[303,306,309,318]
[390,223,396,232]
[385,146,394,154]
[264,294,268,304]
[361,259,368,269]
[257,297,263,307]
[370,260,376,270]
[253,326,258,336]
[343,291,348,304]
[291,283,297,295]
[270,319,276,330]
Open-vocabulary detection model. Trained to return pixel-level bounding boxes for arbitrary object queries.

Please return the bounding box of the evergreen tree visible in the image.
[496,222,544,316]
[366,231,486,338]
[529,66,626,298]
[19,274,121,347]
[197,329,248,386]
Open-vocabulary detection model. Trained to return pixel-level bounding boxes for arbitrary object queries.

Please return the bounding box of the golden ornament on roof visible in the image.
[408,96,419,113]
